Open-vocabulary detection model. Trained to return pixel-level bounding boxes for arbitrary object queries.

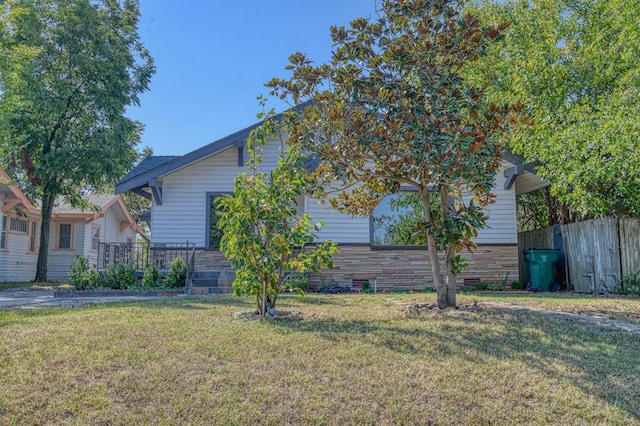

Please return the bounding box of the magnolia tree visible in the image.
[267,0,524,308]
[217,115,338,316]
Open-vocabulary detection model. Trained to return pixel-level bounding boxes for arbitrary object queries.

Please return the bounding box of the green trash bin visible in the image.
[523,249,558,292]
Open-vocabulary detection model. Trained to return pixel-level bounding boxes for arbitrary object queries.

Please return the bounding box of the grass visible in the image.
[1,293,639,425]
[0,281,72,291]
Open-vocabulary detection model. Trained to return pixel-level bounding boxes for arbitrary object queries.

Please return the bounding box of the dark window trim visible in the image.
[370,189,429,249]
[205,192,231,249]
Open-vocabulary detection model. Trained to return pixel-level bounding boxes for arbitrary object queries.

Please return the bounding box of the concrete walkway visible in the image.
[0,289,165,310]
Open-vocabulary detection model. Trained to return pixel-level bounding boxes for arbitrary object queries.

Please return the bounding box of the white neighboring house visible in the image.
[115,115,547,293]
[0,167,146,282]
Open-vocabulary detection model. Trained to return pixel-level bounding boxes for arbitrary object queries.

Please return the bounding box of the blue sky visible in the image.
[127,1,378,156]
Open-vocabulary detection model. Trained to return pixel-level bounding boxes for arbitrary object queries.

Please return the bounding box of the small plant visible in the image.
[164,257,187,287]
[68,255,100,289]
[473,281,490,291]
[487,284,504,291]
[101,262,137,289]
[501,272,510,288]
[317,277,339,291]
[510,281,525,290]
[422,286,436,293]
[362,280,372,293]
[620,272,640,296]
[285,274,309,293]
[142,264,160,287]
[460,285,475,292]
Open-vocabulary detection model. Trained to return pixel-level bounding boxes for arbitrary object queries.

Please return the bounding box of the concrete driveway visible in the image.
[0,289,163,309]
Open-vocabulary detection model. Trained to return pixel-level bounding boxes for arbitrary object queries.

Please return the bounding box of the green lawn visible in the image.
[0,281,72,291]
[1,293,639,425]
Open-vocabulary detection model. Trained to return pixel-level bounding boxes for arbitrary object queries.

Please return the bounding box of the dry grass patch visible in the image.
[0,294,639,425]
[461,293,640,325]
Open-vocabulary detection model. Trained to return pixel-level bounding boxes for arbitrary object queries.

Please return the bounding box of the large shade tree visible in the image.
[470,0,640,219]
[267,0,524,308]
[0,0,154,281]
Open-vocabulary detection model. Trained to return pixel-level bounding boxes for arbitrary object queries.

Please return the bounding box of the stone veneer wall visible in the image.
[193,244,518,292]
[309,244,519,291]
[193,250,232,270]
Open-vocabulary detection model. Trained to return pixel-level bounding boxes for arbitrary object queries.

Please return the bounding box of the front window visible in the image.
[10,217,28,233]
[58,223,73,250]
[0,216,7,250]
[91,226,100,251]
[207,193,228,249]
[28,221,37,253]
[372,192,427,246]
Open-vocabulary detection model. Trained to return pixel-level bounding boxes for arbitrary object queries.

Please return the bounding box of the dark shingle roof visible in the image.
[118,156,179,185]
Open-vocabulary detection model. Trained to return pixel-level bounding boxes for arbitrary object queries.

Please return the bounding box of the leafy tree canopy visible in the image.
[267,0,524,308]
[469,0,640,218]
[218,112,337,316]
[0,0,154,280]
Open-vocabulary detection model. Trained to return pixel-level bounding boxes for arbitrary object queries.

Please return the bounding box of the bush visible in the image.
[164,257,187,287]
[620,273,640,295]
[511,281,525,290]
[473,281,490,291]
[142,264,160,288]
[101,262,137,289]
[68,255,100,289]
[286,275,309,293]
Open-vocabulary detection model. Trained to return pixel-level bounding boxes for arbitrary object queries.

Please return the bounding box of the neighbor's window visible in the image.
[10,217,28,233]
[91,226,100,251]
[57,223,73,250]
[0,216,7,250]
[371,192,443,247]
[28,221,37,253]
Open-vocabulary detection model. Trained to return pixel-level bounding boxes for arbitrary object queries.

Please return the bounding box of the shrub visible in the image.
[101,262,137,289]
[511,281,525,290]
[68,255,100,289]
[142,264,160,288]
[285,275,309,293]
[164,257,187,287]
[620,273,640,296]
[473,281,490,291]
[487,284,503,291]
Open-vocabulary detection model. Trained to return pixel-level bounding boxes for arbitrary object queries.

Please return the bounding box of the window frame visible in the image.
[206,192,231,249]
[56,222,74,250]
[10,217,28,233]
[370,190,430,250]
[90,225,100,251]
[0,215,7,251]
[28,220,37,254]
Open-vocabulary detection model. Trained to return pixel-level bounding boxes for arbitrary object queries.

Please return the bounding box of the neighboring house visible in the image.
[0,168,145,282]
[115,116,548,293]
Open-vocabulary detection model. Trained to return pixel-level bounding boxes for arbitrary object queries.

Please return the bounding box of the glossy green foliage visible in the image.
[217,117,338,316]
[266,0,523,307]
[164,257,187,288]
[470,0,640,217]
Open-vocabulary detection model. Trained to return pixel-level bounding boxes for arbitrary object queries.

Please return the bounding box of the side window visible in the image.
[91,226,100,251]
[28,221,37,253]
[57,223,73,250]
[0,216,7,250]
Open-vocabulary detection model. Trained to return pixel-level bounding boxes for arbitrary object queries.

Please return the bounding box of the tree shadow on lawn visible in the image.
[273,306,640,421]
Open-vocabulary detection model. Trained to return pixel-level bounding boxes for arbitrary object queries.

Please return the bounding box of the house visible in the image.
[0,168,146,282]
[115,114,547,294]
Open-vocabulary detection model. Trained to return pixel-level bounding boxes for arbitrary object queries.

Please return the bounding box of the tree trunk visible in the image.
[34,193,55,282]
[421,187,457,309]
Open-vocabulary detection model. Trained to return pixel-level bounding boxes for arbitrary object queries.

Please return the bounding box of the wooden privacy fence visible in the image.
[518,218,640,293]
